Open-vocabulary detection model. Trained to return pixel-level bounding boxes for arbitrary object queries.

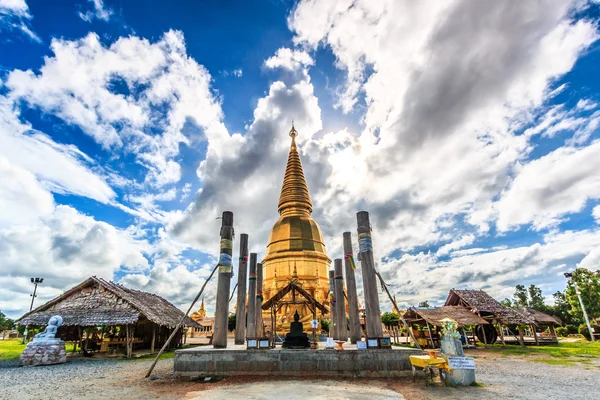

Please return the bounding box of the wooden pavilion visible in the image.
[512,307,562,344]
[17,276,199,357]
[444,289,534,346]
[261,281,328,345]
[403,306,488,348]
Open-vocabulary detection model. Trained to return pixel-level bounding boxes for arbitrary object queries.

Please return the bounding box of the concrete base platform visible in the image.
[174,345,422,377]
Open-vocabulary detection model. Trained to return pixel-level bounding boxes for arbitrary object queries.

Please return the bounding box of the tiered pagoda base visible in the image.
[174,345,421,377]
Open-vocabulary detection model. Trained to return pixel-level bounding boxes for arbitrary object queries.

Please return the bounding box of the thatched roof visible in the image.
[17,277,200,329]
[261,281,329,314]
[517,307,562,326]
[445,289,533,324]
[403,306,489,327]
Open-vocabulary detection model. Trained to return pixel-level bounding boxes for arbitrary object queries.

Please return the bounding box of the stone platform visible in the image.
[174,344,422,377]
[20,339,67,366]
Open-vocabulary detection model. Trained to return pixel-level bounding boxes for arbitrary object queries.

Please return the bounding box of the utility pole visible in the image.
[565,272,595,342]
[23,277,44,344]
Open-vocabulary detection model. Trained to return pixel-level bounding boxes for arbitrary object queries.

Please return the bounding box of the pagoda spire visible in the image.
[277,122,313,216]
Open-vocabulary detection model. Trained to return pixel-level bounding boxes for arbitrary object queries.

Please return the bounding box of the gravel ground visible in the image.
[0,350,598,400]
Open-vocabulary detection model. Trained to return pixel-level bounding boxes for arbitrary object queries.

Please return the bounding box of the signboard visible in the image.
[247,339,257,348]
[259,339,270,348]
[357,341,367,349]
[379,337,391,348]
[448,357,476,370]
[367,339,379,348]
[311,319,318,329]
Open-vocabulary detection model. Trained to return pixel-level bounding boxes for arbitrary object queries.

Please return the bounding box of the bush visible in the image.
[579,324,591,340]
[565,324,578,334]
[555,327,568,337]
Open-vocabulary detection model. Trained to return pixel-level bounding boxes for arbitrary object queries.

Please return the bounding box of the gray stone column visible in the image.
[234,233,249,344]
[256,262,264,337]
[329,270,337,339]
[213,211,234,348]
[356,211,383,338]
[334,259,348,341]
[246,253,257,338]
[343,232,361,344]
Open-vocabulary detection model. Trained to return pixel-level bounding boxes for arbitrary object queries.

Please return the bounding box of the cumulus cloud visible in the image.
[0,0,40,42]
[6,30,225,188]
[496,141,600,231]
[0,205,150,316]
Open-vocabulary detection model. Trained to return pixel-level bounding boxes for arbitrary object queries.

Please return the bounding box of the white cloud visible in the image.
[6,30,225,188]
[0,94,116,205]
[495,141,600,232]
[0,205,150,317]
[0,156,54,227]
[0,0,40,42]
[78,0,113,22]
[436,234,476,257]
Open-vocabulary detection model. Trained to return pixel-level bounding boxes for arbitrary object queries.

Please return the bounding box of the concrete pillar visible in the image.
[356,211,383,338]
[343,232,361,344]
[234,234,249,344]
[256,262,264,337]
[213,211,234,348]
[246,253,257,339]
[329,270,337,338]
[334,259,348,341]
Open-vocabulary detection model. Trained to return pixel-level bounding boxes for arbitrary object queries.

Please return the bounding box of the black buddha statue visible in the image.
[282,310,310,349]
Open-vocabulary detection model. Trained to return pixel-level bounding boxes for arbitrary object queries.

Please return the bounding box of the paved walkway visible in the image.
[185,381,403,400]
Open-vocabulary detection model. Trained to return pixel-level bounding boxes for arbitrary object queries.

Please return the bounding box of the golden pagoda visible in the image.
[190,298,206,322]
[261,123,331,332]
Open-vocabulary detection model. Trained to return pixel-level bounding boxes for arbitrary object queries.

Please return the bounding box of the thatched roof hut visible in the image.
[18,276,199,329]
[516,307,562,326]
[444,289,533,324]
[403,306,489,327]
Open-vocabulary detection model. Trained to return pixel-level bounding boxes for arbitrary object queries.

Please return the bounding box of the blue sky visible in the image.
[1,0,600,318]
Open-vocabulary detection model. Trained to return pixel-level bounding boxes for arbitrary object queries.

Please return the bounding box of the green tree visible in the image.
[418,300,430,308]
[500,298,513,307]
[320,319,330,333]
[566,268,600,323]
[0,311,15,340]
[381,312,400,329]
[228,314,236,332]
[511,284,547,311]
[513,285,529,307]
[551,290,579,326]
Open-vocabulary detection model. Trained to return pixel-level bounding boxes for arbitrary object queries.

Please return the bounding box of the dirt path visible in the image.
[1,350,599,400]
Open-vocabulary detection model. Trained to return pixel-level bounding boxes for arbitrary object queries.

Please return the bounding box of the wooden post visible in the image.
[151,325,156,354]
[531,324,539,345]
[329,270,337,339]
[497,322,506,347]
[256,262,264,337]
[126,324,131,358]
[343,232,361,344]
[235,233,249,345]
[247,253,258,339]
[549,324,557,342]
[333,259,348,341]
[356,211,383,338]
[425,321,436,349]
[213,211,234,348]
[518,325,525,347]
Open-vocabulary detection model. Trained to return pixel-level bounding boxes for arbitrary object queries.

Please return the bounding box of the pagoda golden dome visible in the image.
[262,123,331,331]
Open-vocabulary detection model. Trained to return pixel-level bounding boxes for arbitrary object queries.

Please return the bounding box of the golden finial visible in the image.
[277,121,312,216]
[289,119,297,138]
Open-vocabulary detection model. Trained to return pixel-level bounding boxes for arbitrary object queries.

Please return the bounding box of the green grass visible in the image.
[0,339,27,362]
[484,341,600,366]
[0,339,75,362]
